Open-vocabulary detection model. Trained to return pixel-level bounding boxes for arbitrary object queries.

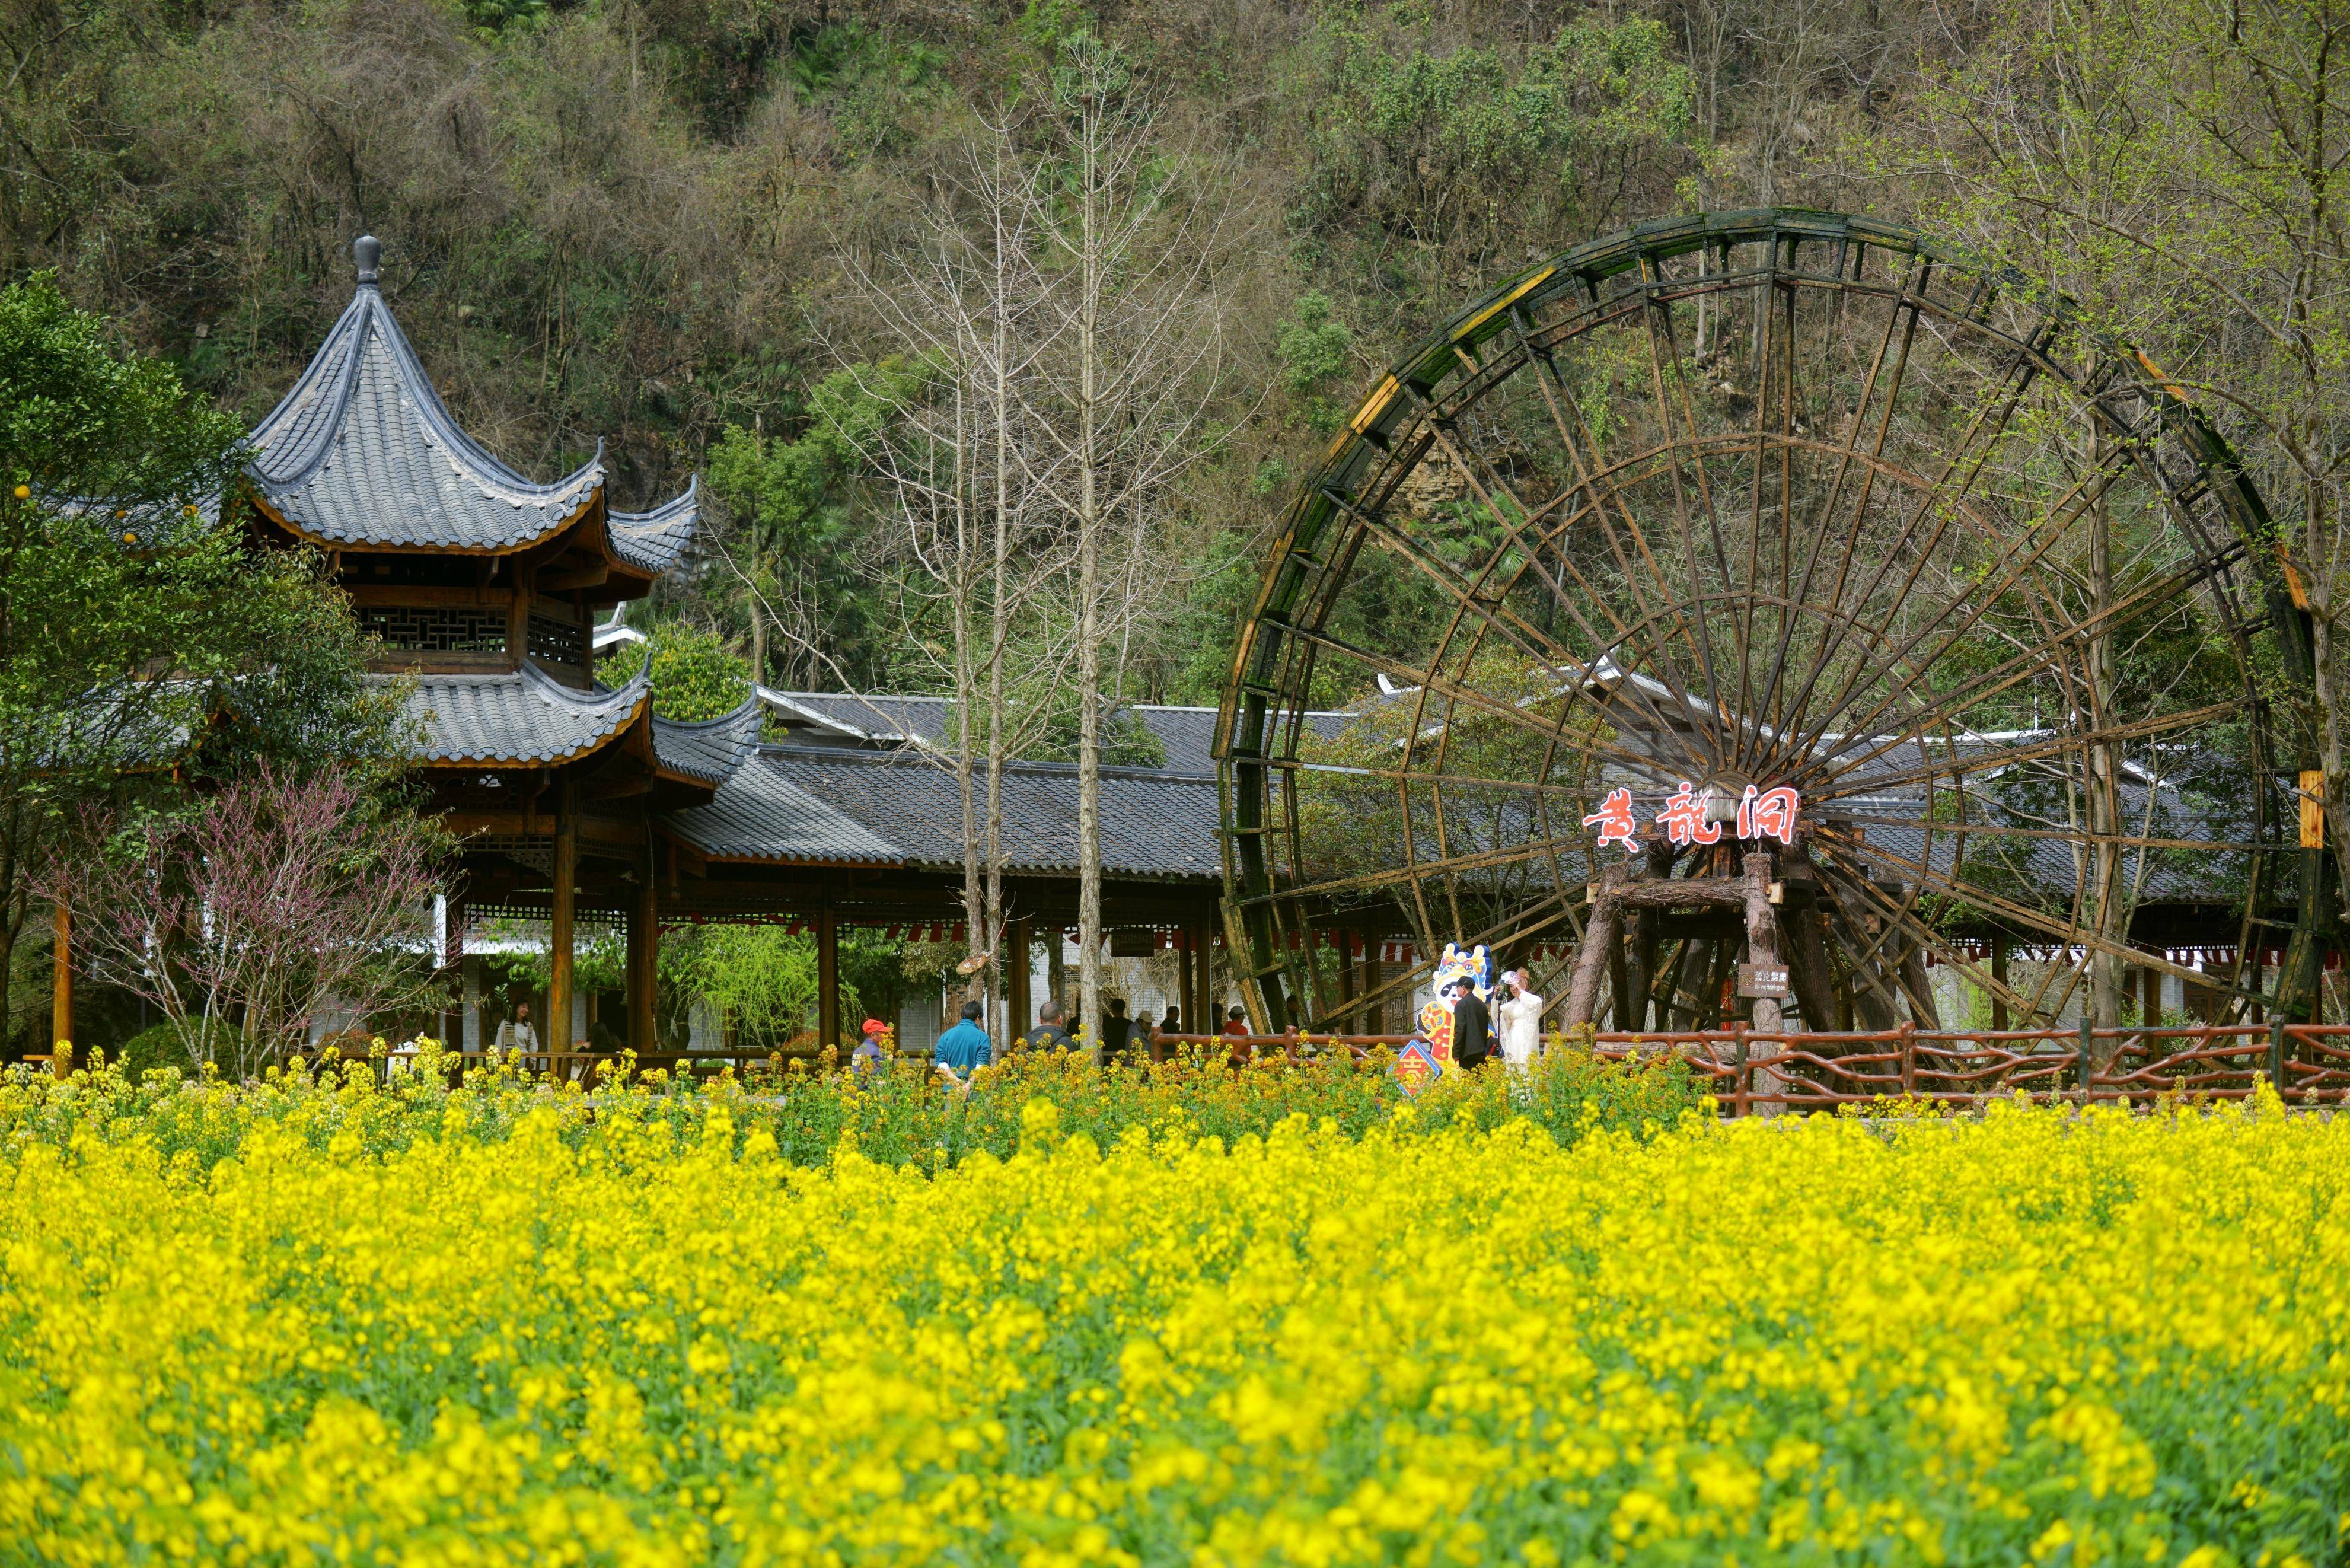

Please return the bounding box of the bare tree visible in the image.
[1018,42,1238,1049]
[837,123,1076,1031]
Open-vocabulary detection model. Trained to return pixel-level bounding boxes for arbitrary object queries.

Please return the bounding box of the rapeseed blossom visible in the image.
[0,1060,2341,1565]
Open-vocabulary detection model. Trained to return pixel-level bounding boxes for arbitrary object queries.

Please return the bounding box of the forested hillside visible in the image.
[9,0,2345,731]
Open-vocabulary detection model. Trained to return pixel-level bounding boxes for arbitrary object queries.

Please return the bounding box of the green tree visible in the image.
[1302,14,1700,304]
[1858,0,2350,956]
[706,364,922,690]
[0,275,396,1050]
[603,620,752,721]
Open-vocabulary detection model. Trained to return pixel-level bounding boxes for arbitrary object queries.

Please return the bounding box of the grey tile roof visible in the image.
[609,479,699,574]
[664,754,904,865]
[402,664,648,765]
[756,690,1351,779]
[248,282,696,561]
[1136,705,1351,776]
[760,745,1220,879]
[651,698,761,784]
[760,690,954,747]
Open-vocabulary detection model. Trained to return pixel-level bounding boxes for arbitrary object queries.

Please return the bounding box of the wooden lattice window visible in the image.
[527,609,588,671]
[360,604,508,654]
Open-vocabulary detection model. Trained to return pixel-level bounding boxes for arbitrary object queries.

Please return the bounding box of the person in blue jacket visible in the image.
[933,1000,993,1086]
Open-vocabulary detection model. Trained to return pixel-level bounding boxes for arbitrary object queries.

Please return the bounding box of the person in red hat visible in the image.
[852,1018,889,1078]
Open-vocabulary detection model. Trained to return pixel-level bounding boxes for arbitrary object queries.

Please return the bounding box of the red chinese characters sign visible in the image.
[1583,783,1801,852]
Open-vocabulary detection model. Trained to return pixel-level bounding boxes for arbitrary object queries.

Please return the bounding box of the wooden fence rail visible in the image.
[56,1025,2350,1110]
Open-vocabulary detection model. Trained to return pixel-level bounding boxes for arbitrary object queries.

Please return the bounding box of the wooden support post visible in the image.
[548,776,578,1067]
[1178,928,1195,1038]
[1195,910,1219,1037]
[1741,854,1783,1035]
[1009,915,1032,1037]
[1337,928,1357,1025]
[1898,942,1943,1030]
[50,901,71,1079]
[1564,867,1625,1028]
[1736,854,1788,1114]
[1361,930,1383,1034]
[627,840,658,1052]
[1621,909,1651,1032]
[1991,935,2010,1032]
[442,893,465,1049]
[817,901,840,1054]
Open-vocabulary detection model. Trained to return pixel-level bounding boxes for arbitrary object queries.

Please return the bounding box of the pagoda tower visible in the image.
[235,235,756,1053]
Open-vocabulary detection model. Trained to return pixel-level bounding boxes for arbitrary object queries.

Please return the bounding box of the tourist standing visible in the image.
[1101,998,1134,1063]
[1019,1002,1077,1054]
[933,1001,993,1086]
[495,1000,538,1060]
[1495,970,1545,1071]
[852,1018,888,1078]
[1451,978,1494,1071]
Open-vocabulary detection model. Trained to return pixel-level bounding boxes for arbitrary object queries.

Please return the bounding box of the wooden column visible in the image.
[1344,926,1363,1025]
[548,776,578,1065]
[1741,853,1783,1035]
[50,901,71,1079]
[627,838,658,1051]
[442,893,465,1049]
[1361,932,1382,1034]
[1178,928,1195,1037]
[817,901,840,1052]
[1008,916,1032,1037]
[1564,866,1627,1027]
[1990,936,2010,1031]
[1194,909,1219,1037]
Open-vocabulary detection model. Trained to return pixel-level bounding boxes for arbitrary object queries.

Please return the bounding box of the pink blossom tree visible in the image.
[47,766,446,1076]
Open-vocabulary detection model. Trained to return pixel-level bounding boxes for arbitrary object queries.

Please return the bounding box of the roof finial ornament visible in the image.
[353,235,381,286]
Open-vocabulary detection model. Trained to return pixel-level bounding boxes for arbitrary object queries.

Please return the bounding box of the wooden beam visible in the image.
[584,774,654,803]
[51,901,71,1078]
[541,562,610,592]
[549,777,578,1058]
[438,810,643,848]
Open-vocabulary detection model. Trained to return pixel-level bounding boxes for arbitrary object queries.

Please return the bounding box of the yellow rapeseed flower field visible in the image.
[0,1065,2342,1566]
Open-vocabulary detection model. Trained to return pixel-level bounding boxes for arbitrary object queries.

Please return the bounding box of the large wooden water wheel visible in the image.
[1220,211,2324,1034]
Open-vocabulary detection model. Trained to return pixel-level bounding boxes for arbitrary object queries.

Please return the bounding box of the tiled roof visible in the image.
[759,690,952,747]
[1136,704,1351,776]
[754,690,1351,779]
[651,698,761,784]
[664,754,904,865]
[759,745,1221,879]
[247,262,695,562]
[403,664,648,766]
[608,480,700,574]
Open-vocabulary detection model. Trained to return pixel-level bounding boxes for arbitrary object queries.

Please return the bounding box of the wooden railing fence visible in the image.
[65,1025,2349,1110]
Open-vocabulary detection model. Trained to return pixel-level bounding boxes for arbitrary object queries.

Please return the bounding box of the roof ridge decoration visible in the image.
[244,235,696,561]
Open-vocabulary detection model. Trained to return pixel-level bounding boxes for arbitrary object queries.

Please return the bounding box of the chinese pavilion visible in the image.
[191,236,1252,1057]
